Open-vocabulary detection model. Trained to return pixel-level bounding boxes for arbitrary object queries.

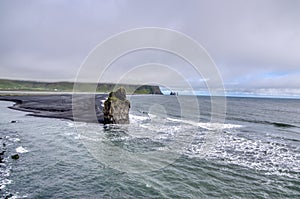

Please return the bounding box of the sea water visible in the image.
[0,96,299,198]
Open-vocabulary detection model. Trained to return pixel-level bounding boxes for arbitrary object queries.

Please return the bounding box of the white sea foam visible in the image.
[187,132,300,178]
[130,114,298,178]
[0,178,12,190]
[75,134,104,142]
[129,114,149,122]
[74,134,81,140]
[16,146,28,153]
[128,114,242,143]
[9,137,20,142]
[166,117,242,130]
[130,114,242,130]
[0,163,11,177]
[67,122,75,127]
[100,99,107,107]
[148,113,157,118]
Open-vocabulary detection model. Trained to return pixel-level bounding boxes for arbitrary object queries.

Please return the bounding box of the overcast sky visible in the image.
[0,0,300,97]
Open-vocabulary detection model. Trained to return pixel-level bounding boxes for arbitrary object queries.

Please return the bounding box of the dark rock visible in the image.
[108,87,127,101]
[3,143,6,147]
[11,154,19,160]
[0,150,5,156]
[5,193,13,199]
[10,120,17,123]
[103,88,130,124]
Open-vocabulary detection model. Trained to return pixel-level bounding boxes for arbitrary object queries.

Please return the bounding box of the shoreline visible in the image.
[0,94,108,123]
[0,91,107,95]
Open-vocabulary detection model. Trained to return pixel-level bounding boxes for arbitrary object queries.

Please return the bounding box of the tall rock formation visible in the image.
[103,88,130,124]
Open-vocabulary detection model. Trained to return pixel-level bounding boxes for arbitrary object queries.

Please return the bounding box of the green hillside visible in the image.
[0,79,163,95]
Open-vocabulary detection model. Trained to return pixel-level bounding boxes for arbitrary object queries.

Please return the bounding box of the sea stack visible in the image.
[103,87,130,124]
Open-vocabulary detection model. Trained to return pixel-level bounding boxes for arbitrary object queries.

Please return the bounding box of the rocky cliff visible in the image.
[103,88,130,124]
[0,79,163,94]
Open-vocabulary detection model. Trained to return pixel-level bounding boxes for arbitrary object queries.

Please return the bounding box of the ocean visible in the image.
[0,96,299,198]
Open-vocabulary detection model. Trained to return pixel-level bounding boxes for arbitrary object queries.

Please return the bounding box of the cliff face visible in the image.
[132,85,163,95]
[0,79,163,95]
[103,88,130,124]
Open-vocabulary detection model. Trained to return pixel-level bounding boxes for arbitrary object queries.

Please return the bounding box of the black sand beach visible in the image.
[0,94,108,123]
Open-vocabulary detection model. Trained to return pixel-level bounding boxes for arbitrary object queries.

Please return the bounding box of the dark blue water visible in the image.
[0,96,299,198]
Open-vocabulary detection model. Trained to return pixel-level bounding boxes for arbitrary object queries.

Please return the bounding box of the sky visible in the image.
[0,0,300,97]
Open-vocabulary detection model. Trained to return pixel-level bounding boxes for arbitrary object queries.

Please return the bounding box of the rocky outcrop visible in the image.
[103,88,130,124]
[11,154,19,160]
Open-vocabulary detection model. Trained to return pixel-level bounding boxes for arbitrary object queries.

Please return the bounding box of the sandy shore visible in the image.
[0,94,108,123]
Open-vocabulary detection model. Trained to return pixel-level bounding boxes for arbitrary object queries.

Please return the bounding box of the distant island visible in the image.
[0,79,163,95]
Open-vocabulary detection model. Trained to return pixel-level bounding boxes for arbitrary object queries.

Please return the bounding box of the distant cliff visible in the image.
[0,79,163,95]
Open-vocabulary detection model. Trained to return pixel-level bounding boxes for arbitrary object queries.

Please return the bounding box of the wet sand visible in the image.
[0,94,108,123]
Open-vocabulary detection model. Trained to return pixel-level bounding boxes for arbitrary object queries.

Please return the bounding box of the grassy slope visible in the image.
[0,79,162,94]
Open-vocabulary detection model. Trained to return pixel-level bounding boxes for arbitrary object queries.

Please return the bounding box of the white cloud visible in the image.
[0,0,299,96]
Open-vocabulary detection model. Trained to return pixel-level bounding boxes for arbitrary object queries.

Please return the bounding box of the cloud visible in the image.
[0,0,299,96]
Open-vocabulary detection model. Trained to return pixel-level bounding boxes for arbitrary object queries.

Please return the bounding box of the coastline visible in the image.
[0,93,108,123]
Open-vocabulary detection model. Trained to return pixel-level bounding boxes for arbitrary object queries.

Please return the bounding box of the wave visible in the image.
[16,146,28,154]
[187,132,300,179]
[227,117,297,128]
[0,130,29,198]
[100,99,107,108]
[166,117,242,130]
[76,113,298,179]
[0,178,12,190]
[270,122,296,128]
[130,113,242,130]
[67,122,75,127]
[129,114,149,122]
[128,113,299,178]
